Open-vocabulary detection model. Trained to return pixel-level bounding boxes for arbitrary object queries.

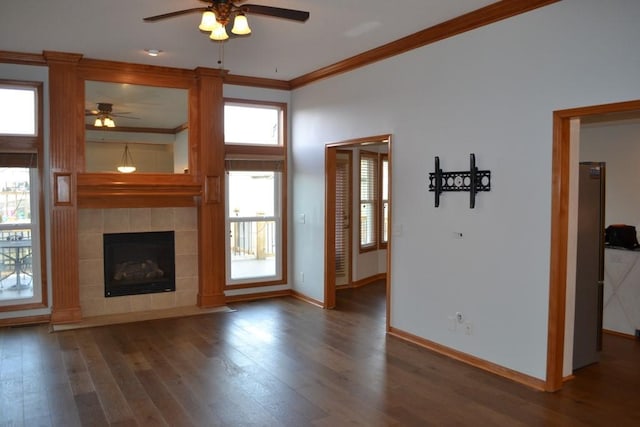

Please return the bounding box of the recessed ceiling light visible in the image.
[144,49,162,57]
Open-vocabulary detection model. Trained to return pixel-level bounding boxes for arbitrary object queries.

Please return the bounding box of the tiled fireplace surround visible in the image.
[78,207,198,317]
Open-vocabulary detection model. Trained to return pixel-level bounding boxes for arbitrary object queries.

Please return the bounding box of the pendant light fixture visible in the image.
[117,144,136,173]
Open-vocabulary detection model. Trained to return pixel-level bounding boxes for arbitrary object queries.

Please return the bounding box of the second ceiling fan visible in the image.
[143,0,310,41]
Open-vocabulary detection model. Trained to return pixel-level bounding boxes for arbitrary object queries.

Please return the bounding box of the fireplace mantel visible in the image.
[47,53,228,323]
[77,173,202,208]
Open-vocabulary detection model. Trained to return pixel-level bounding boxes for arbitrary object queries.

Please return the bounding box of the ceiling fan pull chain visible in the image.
[218,40,225,70]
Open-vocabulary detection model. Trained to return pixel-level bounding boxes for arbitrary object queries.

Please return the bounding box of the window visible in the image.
[0,85,37,136]
[359,151,389,252]
[380,154,389,248]
[224,100,287,287]
[0,81,46,310]
[360,152,378,251]
[224,102,281,146]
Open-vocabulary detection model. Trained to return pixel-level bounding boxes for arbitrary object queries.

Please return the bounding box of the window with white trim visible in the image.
[380,154,389,248]
[359,151,378,251]
[0,81,46,310]
[359,151,389,252]
[224,100,287,287]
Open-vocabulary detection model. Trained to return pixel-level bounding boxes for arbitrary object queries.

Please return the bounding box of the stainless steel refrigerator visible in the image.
[573,162,605,371]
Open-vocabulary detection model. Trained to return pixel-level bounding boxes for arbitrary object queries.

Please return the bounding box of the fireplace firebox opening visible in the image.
[103,231,176,297]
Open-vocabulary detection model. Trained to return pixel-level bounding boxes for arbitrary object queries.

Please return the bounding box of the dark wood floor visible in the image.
[1,282,639,426]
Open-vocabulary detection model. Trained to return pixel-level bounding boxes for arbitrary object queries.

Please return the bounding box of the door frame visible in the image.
[547,99,640,391]
[324,134,392,330]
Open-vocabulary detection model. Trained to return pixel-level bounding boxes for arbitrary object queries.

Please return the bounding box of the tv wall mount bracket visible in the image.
[428,153,491,208]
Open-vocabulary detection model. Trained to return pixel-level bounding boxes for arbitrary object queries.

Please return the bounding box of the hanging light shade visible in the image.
[94,115,116,128]
[199,10,217,31]
[117,144,136,173]
[103,117,116,128]
[210,21,229,41]
[231,14,251,35]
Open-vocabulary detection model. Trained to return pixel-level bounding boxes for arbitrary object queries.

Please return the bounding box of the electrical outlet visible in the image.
[456,312,464,323]
[464,321,473,335]
[300,272,305,283]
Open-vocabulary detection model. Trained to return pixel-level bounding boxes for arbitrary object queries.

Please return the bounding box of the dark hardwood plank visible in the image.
[1,280,640,426]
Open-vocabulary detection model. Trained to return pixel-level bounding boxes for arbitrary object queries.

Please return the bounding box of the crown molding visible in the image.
[289,0,560,89]
[0,50,46,66]
[0,0,559,91]
[224,73,291,90]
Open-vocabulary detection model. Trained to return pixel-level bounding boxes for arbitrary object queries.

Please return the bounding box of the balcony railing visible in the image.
[0,229,33,300]
[230,217,276,259]
[229,217,278,281]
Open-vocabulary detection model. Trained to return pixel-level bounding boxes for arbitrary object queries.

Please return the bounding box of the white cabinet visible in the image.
[604,247,640,336]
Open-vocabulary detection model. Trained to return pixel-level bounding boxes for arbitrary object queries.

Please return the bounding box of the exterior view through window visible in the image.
[224,100,286,287]
[0,168,39,302]
[0,82,44,308]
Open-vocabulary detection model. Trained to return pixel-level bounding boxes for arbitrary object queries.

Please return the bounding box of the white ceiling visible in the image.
[1,0,496,81]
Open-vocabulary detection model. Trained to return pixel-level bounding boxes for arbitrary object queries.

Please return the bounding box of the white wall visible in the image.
[581,120,640,228]
[86,141,174,173]
[290,0,640,380]
[174,128,189,173]
[0,63,51,320]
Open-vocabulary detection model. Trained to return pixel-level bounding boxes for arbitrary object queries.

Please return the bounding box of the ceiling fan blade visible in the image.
[85,109,99,116]
[143,7,208,22]
[242,5,309,22]
[112,113,140,119]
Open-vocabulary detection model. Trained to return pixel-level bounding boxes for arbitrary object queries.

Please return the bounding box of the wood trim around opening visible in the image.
[223,99,288,291]
[547,99,640,392]
[325,135,391,311]
[0,79,49,314]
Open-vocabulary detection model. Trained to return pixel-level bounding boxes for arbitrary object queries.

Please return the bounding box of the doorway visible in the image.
[324,134,392,330]
[547,99,640,391]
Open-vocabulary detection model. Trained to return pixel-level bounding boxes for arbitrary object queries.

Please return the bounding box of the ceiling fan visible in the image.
[85,103,138,128]
[143,0,310,41]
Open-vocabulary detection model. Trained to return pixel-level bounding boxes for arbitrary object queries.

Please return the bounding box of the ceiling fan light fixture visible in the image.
[231,14,251,35]
[94,117,103,127]
[104,117,116,128]
[210,22,229,41]
[199,10,217,31]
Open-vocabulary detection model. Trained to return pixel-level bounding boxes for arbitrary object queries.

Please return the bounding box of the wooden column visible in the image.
[45,51,83,323]
[195,68,226,307]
